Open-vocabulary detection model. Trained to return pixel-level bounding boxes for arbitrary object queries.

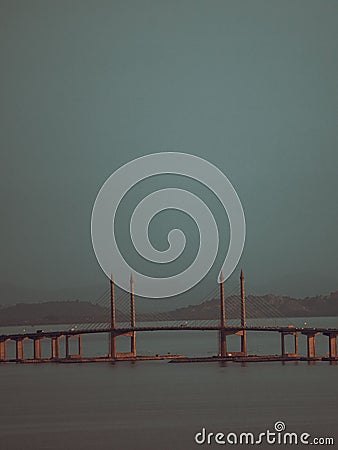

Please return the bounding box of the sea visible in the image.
[0,316,337,450]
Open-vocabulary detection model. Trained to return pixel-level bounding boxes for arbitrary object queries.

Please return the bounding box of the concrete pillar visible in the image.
[78,335,82,357]
[219,330,227,357]
[328,334,337,358]
[33,339,41,359]
[110,275,117,358]
[219,272,227,357]
[282,332,299,357]
[241,333,247,355]
[281,333,286,357]
[307,334,316,358]
[65,335,81,359]
[65,335,70,358]
[294,333,299,356]
[131,332,136,356]
[110,332,116,359]
[0,341,6,361]
[16,339,24,360]
[51,337,59,359]
[240,270,247,355]
[130,275,136,357]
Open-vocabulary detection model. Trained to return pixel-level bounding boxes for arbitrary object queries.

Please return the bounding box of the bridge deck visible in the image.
[1,325,338,340]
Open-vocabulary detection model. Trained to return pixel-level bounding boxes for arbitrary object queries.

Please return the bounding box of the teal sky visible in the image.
[1,0,337,298]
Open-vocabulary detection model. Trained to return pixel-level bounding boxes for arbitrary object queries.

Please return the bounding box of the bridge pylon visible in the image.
[110,274,117,358]
[130,274,136,357]
[219,272,227,357]
[0,340,6,361]
[240,270,247,356]
[110,274,137,359]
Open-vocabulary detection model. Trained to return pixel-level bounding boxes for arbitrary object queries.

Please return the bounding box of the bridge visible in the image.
[0,271,337,363]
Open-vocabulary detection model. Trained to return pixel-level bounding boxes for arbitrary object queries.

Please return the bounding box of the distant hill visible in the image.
[0,291,338,326]
[0,301,106,326]
[168,291,338,320]
[249,272,338,298]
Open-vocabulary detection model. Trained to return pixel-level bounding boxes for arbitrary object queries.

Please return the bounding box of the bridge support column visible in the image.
[131,332,136,357]
[78,335,82,358]
[16,339,24,361]
[323,333,338,359]
[51,337,60,359]
[329,335,337,358]
[294,333,299,356]
[65,335,82,359]
[281,331,298,357]
[65,335,70,358]
[0,340,6,361]
[281,333,286,357]
[110,332,117,359]
[307,335,315,358]
[240,333,247,355]
[219,331,227,357]
[303,332,318,359]
[33,339,41,359]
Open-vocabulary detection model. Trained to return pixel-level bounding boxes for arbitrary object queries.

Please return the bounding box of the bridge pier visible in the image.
[78,335,82,357]
[328,334,337,358]
[51,337,60,359]
[15,339,24,361]
[307,334,317,358]
[65,335,82,359]
[65,335,69,358]
[219,330,227,356]
[280,332,298,357]
[0,340,6,361]
[33,338,42,359]
[301,332,319,358]
[323,332,338,359]
[240,332,247,355]
[307,335,315,358]
[110,332,117,358]
[295,333,299,355]
[131,332,136,356]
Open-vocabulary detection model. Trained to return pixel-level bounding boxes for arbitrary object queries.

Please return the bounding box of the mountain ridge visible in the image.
[1,291,338,326]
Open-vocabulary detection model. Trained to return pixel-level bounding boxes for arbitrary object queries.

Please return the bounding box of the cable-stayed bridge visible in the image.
[1,271,337,363]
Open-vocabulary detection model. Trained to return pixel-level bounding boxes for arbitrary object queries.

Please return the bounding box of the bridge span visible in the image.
[1,272,337,363]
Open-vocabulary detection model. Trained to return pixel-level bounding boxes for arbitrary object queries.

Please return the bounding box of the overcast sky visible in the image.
[1,0,337,299]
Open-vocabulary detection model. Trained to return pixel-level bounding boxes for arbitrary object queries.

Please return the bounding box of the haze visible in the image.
[1,0,337,303]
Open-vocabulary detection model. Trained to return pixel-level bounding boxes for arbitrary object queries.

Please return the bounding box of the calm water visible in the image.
[0,317,337,450]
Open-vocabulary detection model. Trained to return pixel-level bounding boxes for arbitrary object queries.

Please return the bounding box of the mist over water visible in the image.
[1,317,337,450]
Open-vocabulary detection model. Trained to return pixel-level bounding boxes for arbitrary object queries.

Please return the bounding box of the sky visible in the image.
[1,0,337,301]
